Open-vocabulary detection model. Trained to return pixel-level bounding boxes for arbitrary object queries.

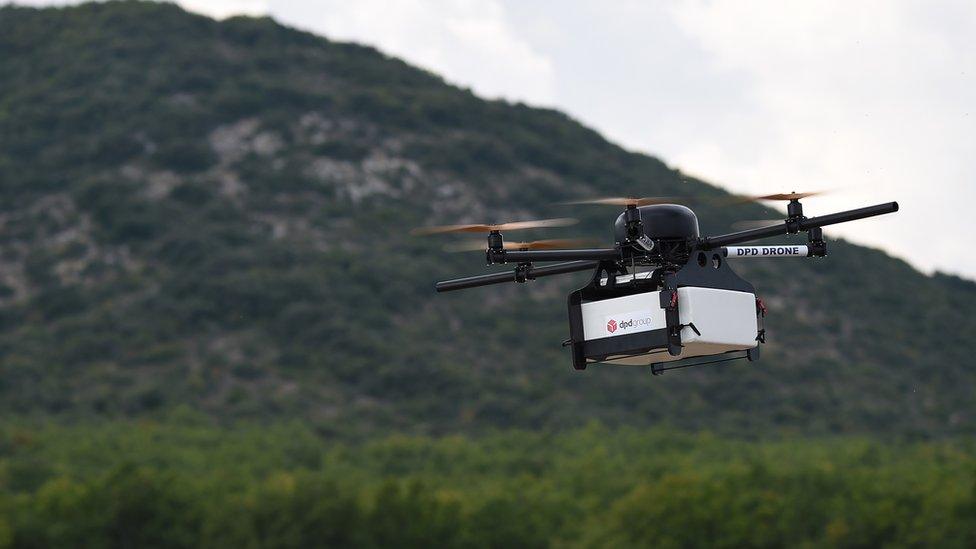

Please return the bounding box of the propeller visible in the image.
[730,219,786,230]
[734,190,830,203]
[729,189,835,226]
[410,217,577,236]
[443,238,598,253]
[560,196,690,207]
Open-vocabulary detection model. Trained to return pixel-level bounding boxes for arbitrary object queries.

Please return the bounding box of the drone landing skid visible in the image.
[650,347,759,376]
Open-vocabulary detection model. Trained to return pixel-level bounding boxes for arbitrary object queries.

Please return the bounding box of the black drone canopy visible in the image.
[613,204,699,243]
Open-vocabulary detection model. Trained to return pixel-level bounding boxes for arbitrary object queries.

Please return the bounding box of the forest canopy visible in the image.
[0,421,974,548]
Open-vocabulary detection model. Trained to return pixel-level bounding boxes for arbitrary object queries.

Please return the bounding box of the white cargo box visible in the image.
[580,287,758,366]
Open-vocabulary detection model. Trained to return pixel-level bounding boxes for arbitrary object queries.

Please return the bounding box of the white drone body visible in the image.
[580,286,758,367]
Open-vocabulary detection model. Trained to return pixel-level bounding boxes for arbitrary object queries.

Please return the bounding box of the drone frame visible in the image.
[435,200,897,291]
[433,198,899,371]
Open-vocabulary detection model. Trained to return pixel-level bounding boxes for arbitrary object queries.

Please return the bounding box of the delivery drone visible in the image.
[414,193,898,374]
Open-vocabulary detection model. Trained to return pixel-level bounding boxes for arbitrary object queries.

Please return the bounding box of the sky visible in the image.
[17,0,976,279]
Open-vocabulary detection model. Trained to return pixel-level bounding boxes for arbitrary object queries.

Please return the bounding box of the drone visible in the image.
[414,192,898,374]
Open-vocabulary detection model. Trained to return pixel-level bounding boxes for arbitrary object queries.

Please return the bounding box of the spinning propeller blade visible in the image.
[730,219,784,230]
[561,196,688,207]
[443,238,598,253]
[411,218,578,236]
[734,190,831,203]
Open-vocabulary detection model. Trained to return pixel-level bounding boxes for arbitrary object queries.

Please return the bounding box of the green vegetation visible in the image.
[0,420,973,548]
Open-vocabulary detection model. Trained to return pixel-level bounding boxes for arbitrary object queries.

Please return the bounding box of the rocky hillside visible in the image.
[0,1,972,436]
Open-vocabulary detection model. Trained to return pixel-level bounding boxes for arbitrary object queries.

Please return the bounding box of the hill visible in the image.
[0,1,973,436]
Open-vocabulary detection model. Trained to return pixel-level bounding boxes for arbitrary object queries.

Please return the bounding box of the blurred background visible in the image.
[0,1,973,546]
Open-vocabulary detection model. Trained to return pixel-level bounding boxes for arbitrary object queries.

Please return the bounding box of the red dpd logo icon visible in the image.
[607,319,617,333]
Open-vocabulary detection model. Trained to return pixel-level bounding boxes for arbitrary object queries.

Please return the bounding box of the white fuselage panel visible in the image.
[580,287,758,365]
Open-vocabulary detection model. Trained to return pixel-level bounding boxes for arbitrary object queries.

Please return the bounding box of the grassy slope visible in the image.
[0,2,972,437]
